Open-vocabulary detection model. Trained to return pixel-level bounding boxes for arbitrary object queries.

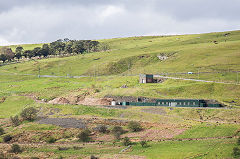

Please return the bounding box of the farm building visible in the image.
[127,99,221,107]
[139,74,154,83]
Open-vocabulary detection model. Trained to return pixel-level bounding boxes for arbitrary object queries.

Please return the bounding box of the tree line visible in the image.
[0,39,110,63]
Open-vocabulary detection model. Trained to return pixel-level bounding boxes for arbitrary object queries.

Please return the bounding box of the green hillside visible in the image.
[0,30,240,158]
[1,30,240,81]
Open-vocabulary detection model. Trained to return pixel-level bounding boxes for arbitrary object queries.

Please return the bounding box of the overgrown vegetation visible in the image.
[20,107,38,121]
[0,127,4,136]
[9,144,22,154]
[78,129,91,142]
[112,126,125,140]
[3,135,12,143]
[10,115,21,127]
[0,39,109,63]
[127,121,142,132]
[46,136,57,143]
[123,137,131,146]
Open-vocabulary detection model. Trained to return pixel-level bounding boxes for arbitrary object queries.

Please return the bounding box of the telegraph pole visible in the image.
[237,72,239,84]
[38,65,40,78]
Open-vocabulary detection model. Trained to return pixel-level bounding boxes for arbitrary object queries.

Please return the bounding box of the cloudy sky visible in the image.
[0,0,240,45]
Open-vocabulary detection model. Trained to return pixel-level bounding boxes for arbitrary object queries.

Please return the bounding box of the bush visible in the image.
[46,136,56,143]
[20,107,38,121]
[90,155,99,159]
[9,144,22,154]
[78,129,91,142]
[112,126,124,140]
[95,125,107,133]
[140,140,147,147]
[127,121,142,132]
[122,137,131,146]
[3,135,12,143]
[233,147,240,158]
[10,115,21,127]
[237,137,240,145]
[0,127,4,136]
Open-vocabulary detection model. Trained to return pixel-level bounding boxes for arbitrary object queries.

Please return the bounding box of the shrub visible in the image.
[9,144,22,154]
[140,140,147,147]
[122,137,131,146]
[127,121,142,132]
[46,136,56,143]
[95,125,107,133]
[20,107,38,121]
[10,115,21,127]
[90,155,99,159]
[78,129,91,142]
[237,137,240,145]
[112,126,124,140]
[233,147,240,158]
[58,156,64,159]
[0,127,4,136]
[73,146,83,150]
[30,157,40,159]
[3,135,12,143]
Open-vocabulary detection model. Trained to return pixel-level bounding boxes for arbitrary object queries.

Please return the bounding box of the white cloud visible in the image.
[0,0,239,45]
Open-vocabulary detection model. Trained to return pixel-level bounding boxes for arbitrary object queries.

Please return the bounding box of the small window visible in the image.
[184,102,186,105]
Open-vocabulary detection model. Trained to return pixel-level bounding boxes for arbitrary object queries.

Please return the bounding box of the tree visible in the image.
[50,40,65,54]
[23,50,34,59]
[41,44,50,57]
[112,126,125,140]
[140,140,147,147]
[0,47,15,62]
[9,144,22,154]
[123,137,131,146]
[127,121,142,132]
[95,125,107,133]
[3,135,12,142]
[0,54,7,63]
[72,41,86,54]
[10,115,21,127]
[20,107,38,121]
[15,46,23,60]
[64,42,73,54]
[78,129,91,142]
[32,47,42,57]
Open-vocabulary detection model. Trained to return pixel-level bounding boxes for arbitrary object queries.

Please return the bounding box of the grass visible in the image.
[175,123,240,139]
[131,138,237,159]
[0,30,240,158]
[25,143,122,158]
[0,30,240,82]
[0,96,35,118]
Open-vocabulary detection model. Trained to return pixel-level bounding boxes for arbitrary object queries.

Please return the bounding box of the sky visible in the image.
[0,0,240,45]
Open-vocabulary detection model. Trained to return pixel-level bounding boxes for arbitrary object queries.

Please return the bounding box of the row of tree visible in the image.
[0,39,110,63]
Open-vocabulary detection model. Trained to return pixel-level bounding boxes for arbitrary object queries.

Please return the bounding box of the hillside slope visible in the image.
[0,30,240,82]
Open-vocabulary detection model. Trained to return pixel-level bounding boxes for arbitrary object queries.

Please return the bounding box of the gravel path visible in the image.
[36,118,87,128]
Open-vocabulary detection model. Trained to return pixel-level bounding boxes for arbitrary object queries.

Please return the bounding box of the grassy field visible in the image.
[0,30,240,158]
[131,138,238,159]
[0,30,240,82]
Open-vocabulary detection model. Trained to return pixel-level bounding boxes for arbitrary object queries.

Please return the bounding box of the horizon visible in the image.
[0,0,240,46]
